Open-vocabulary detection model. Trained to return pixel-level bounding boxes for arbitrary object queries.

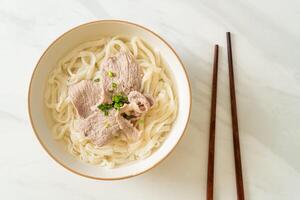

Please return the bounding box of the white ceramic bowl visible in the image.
[28,20,191,180]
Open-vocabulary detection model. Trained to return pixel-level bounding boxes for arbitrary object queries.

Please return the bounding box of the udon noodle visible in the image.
[45,37,177,167]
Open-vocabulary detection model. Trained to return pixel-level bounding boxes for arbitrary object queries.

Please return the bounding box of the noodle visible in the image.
[45,37,177,167]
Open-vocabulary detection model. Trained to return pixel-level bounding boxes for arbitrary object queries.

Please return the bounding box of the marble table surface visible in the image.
[1,0,300,199]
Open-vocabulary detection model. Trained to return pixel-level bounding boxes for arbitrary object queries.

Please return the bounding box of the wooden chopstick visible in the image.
[226,32,245,200]
[206,44,219,200]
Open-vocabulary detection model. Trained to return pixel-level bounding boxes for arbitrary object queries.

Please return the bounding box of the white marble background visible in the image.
[0,0,300,199]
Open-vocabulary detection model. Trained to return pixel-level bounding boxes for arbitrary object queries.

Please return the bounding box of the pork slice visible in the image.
[68,80,102,118]
[120,91,154,118]
[115,113,141,141]
[78,110,120,146]
[128,91,154,113]
[100,50,143,102]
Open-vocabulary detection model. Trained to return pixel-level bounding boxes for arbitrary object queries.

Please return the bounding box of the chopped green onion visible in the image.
[112,95,120,102]
[94,78,100,82]
[114,102,123,110]
[97,103,113,116]
[112,82,117,89]
[112,94,128,104]
[159,78,163,82]
[98,103,113,110]
[108,71,115,78]
[97,94,129,115]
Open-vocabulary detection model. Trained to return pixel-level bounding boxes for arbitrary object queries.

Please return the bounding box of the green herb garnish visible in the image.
[112,94,128,104]
[112,82,117,89]
[108,71,115,78]
[114,102,123,110]
[112,94,128,110]
[97,94,128,115]
[94,78,100,82]
[97,103,113,116]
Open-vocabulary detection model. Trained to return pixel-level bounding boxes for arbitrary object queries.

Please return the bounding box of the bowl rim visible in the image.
[28,19,192,180]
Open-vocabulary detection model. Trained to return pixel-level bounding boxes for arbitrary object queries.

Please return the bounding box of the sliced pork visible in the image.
[116,113,141,141]
[78,110,120,146]
[68,80,102,118]
[77,110,141,146]
[100,50,143,102]
[120,91,154,118]
[128,91,154,113]
[68,51,154,147]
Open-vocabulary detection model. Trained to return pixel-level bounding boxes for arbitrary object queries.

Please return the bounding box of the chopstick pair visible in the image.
[206,32,245,200]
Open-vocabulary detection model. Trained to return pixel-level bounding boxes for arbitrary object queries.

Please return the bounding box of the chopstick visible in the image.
[226,32,245,200]
[206,44,219,200]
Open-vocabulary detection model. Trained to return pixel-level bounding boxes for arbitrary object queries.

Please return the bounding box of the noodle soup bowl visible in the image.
[28,20,191,180]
